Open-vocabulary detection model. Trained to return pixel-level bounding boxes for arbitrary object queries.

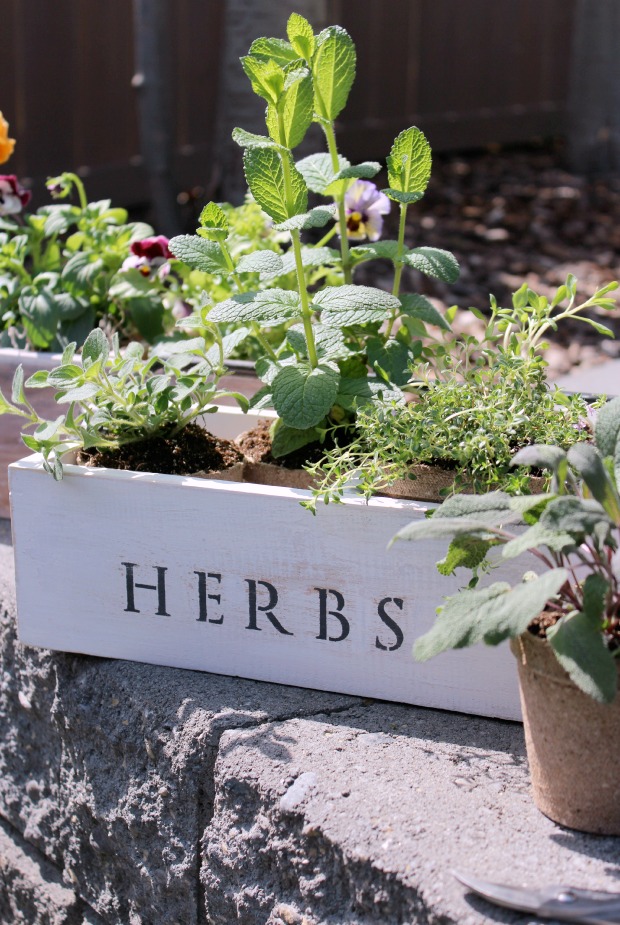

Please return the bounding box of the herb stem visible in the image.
[322,121,352,284]
[385,202,408,337]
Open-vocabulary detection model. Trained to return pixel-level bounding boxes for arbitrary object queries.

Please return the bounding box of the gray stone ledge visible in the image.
[0,815,104,925]
[203,706,620,925]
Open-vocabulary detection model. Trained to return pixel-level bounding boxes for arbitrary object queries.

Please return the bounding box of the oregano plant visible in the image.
[170,12,459,460]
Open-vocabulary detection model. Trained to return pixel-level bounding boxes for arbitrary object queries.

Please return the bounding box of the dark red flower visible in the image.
[0,175,31,216]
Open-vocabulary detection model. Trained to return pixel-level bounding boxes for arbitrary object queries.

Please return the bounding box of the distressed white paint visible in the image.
[9,408,523,720]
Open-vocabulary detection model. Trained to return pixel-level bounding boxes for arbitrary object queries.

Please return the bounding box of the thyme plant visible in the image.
[304,277,617,507]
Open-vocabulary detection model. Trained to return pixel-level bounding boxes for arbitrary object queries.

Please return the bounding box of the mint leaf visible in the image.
[383,189,425,205]
[248,36,298,67]
[399,294,451,331]
[313,285,400,327]
[279,246,340,277]
[209,289,301,325]
[244,148,307,224]
[313,26,356,121]
[266,68,313,149]
[241,55,285,105]
[387,126,432,196]
[232,128,286,152]
[402,247,460,283]
[272,363,340,429]
[236,251,284,278]
[198,202,229,242]
[287,13,315,61]
[351,240,400,262]
[296,152,349,193]
[275,204,336,231]
[367,338,412,386]
[336,377,403,410]
[169,235,228,274]
[271,423,320,458]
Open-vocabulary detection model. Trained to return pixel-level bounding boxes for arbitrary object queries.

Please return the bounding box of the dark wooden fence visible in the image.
[1,0,575,217]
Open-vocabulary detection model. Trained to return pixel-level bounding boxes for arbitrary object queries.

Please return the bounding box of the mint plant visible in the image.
[1,325,249,479]
[393,396,620,704]
[170,13,459,460]
[304,276,617,505]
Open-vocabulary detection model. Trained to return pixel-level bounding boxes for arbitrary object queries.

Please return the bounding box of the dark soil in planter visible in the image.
[77,423,244,476]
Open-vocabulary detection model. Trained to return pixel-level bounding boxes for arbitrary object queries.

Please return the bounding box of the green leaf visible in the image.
[56,382,100,404]
[287,13,315,61]
[394,516,502,544]
[539,496,612,540]
[61,253,105,288]
[81,328,109,368]
[437,536,494,576]
[11,365,25,405]
[383,189,425,205]
[232,128,287,152]
[279,246,340,277]
[236,251,284,278]
[198,202,229,242]
[334,161,382,181]
[19,288,60,348]
[399,294,451,331]
[413,569,568,661]
[432,491,515,523]
[241,55,285,105]
[511,444,568,474]
[386,127,432,196]
[402,247,460,283]
[274,204,336,231]
[266,68,313,149]
[501,522,576,559]
[313,285,400,327]
[209,289,301,325]
[581,573,608,620]
[243,148,307,224]
[296,152,348,193]
[24,370,50,389]
[547,612,618,703]
[128,297,165,343]
[312,26,356,121]
[335,377,403,410]
[272,363,340,429]
[248,36,299,68]
[366,338,412,386]
[595,395,620,458]
[271,423,320,458]
[567,443,620,523]
[168,235,228,274]
[351,240,400,262]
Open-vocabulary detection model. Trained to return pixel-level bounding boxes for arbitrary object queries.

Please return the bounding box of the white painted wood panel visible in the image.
[9,409,524,720]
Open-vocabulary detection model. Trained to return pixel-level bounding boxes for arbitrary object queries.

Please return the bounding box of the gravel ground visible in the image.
[365,141,620,378]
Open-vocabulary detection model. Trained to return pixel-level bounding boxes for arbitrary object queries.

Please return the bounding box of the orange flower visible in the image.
[0,112,16,165]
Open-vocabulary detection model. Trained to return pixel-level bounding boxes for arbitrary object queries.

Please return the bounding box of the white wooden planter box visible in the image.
[9,407,523,720]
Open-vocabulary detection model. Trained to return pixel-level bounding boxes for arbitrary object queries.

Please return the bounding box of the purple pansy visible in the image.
[0,175,31,216]
[341,179,390,241]
[122,235,172,279]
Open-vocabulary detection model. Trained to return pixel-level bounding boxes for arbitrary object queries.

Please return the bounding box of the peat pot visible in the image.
[9,407,528,720]
[0,348,64,519]
[512,632,620,835]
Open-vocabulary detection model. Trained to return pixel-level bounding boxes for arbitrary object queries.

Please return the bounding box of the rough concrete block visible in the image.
[203,704,620,924]
[0,815,105,925]
[0,523,357,925]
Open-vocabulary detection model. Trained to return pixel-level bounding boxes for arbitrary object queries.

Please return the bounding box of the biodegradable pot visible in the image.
[379,469,547,504]
[0,348,65,520]
[511,631,620,835]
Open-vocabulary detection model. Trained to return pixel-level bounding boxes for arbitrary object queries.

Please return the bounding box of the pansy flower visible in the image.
[122,235,172,279]
[0,175,32,216]
[340,179,390,241]
[0,113,15,166]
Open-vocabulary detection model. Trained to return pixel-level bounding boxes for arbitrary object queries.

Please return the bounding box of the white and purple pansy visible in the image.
[0,175,31,216]
[341,179,390,241]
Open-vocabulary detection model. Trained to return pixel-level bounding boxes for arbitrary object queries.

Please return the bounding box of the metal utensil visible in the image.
[453,869,620,925]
